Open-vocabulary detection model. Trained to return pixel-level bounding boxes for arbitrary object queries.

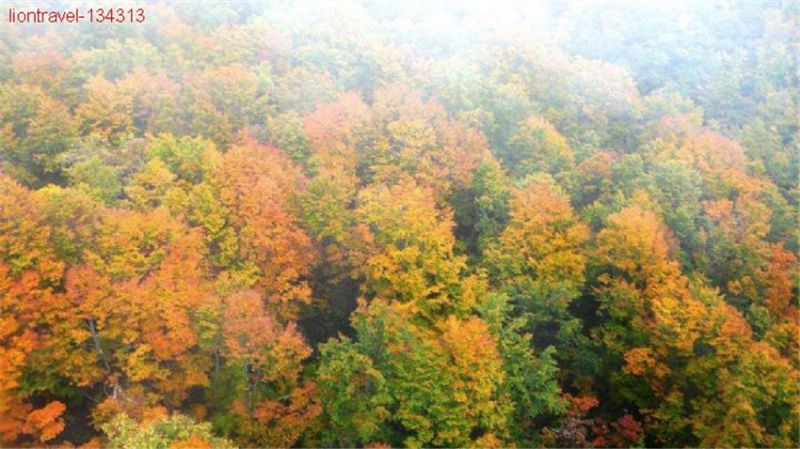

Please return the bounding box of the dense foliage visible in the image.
[1,2,797,448]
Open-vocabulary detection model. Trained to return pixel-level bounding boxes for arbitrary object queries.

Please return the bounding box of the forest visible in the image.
[0,1,798,448]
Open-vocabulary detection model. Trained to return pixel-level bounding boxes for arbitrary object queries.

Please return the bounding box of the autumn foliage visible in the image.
[1,2,798,448]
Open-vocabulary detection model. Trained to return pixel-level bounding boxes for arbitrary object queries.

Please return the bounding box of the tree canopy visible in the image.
[1,2,797,448]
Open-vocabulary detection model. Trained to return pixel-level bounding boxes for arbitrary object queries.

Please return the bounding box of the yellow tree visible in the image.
[368,85,489,200]
[489,178,589,350]
[352,177,471,321]
[75,76,135,144]
[508,116,576,181]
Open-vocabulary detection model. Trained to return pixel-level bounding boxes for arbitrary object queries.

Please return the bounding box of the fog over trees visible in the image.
[1,1,798,448]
